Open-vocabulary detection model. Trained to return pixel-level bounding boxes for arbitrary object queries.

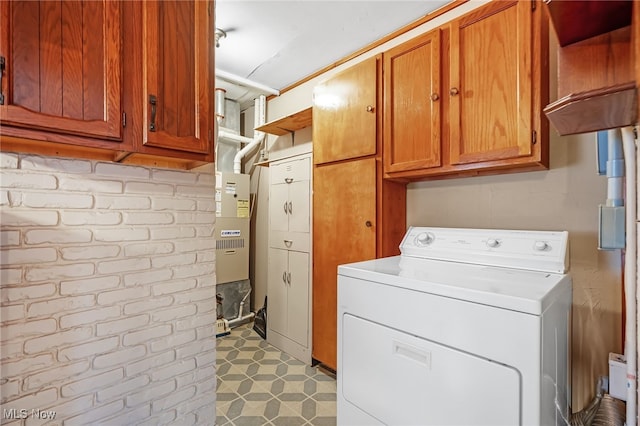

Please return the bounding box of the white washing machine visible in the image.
[337,227,572,426]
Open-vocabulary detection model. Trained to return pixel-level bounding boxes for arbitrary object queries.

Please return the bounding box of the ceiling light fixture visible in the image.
[215,28,227,48]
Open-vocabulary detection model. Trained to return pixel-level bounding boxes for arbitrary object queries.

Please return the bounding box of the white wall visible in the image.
[0,154,216,425]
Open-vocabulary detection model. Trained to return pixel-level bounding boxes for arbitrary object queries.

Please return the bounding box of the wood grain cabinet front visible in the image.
[312,55,407,370]
[0,0,215,169]
[383,0,549,181]
[0,1,124,145]
[383,29,442,174]
[312,56,378,165]
[139,0,213,155]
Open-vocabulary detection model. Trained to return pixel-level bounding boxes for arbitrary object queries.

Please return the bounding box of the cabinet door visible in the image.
[268,248,289,338]
[313,56,379,165]
[288,251,309,347]
[0,1,122,140]
[449,0,533,165]
[269,183,290,233]
[288,180,310,234]
[313,158,377,370]
[142,0,213,154]
[384,29,442,173]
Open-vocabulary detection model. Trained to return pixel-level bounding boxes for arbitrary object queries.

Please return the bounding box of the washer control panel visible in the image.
[401,227,569,274]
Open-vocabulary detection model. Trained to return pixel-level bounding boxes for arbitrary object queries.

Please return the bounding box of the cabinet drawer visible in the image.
[271,157,310,184]
[270,231,310,252]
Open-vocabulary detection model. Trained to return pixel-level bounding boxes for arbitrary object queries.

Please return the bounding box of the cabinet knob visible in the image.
[366,105,374,113]
[449,87,459,96]
[430,93,439,102]
[284,177,293,184]
[365,220,372,227]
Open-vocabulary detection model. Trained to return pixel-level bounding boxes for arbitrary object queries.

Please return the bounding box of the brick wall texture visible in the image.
[0,153,217,425]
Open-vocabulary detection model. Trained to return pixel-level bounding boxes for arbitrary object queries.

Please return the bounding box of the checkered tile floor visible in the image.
[216,323,337,426]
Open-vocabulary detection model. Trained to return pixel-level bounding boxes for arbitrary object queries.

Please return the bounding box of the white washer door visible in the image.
[341,314,521,426]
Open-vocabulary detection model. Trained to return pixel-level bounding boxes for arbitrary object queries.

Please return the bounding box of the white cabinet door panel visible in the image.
[288,251,309,346]
[268,248,289,337]
[288,180,310,233]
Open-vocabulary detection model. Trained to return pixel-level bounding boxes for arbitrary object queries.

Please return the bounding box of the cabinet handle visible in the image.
[288,201,292,214]
[0,56,5,105]
[287,272,291,285]
[149,95,157,132]
[283,271,287,284]
[366,105,374,113]
[284,178,293,184]
[449,87,459,96]
[365,220,372,227]
[284,239,293,248]
[430,93,439,102]
[284,202,288,214]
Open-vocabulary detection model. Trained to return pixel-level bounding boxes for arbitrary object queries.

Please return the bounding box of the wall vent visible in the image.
[216,239,245,250]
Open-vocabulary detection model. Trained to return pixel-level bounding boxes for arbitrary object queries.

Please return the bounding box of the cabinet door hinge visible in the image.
[0,56,5,105]
[531,0,536,11]
[122,112,127,128]
[532,130,537,145]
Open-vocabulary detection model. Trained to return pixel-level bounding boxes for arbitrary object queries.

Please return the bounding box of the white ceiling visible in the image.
[214,1,451,109]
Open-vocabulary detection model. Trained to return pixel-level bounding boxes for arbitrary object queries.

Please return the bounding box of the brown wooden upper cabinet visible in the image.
[0,1,123,142]
[543,1,636,136]
[141,0,213,155]
[0,0,215,168]
[383,0,549,181]
[312,56,378,165]
[384,29,442,174]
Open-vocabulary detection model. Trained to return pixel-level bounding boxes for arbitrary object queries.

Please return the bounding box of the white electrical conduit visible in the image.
[607,129,624,207]
[233,95,266,174]
[218,130,254,145]
[227,289,255,328]
[621,125,637,426]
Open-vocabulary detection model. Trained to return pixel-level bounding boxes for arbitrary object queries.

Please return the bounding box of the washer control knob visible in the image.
[486,239,500,248]
[534,241,549,251]
[415,232,435,246]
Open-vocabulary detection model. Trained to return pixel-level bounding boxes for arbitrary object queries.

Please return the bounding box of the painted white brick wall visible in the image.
[0,153,217,425]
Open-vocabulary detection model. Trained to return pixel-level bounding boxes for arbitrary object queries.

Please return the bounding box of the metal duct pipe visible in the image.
[215,88,226,123]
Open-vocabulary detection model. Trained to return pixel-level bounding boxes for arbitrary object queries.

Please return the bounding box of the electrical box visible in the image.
[609,353,627,401]
[598,205,625,250]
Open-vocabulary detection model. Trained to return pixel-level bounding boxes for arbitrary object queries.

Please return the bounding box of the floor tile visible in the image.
[216,323,336,426]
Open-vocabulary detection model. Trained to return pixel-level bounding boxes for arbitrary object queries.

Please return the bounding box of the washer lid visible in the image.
[338,255,571,315]
[400,227,569,274]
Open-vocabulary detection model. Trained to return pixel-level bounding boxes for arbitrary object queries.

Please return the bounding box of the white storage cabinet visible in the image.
[267,152,312,363]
